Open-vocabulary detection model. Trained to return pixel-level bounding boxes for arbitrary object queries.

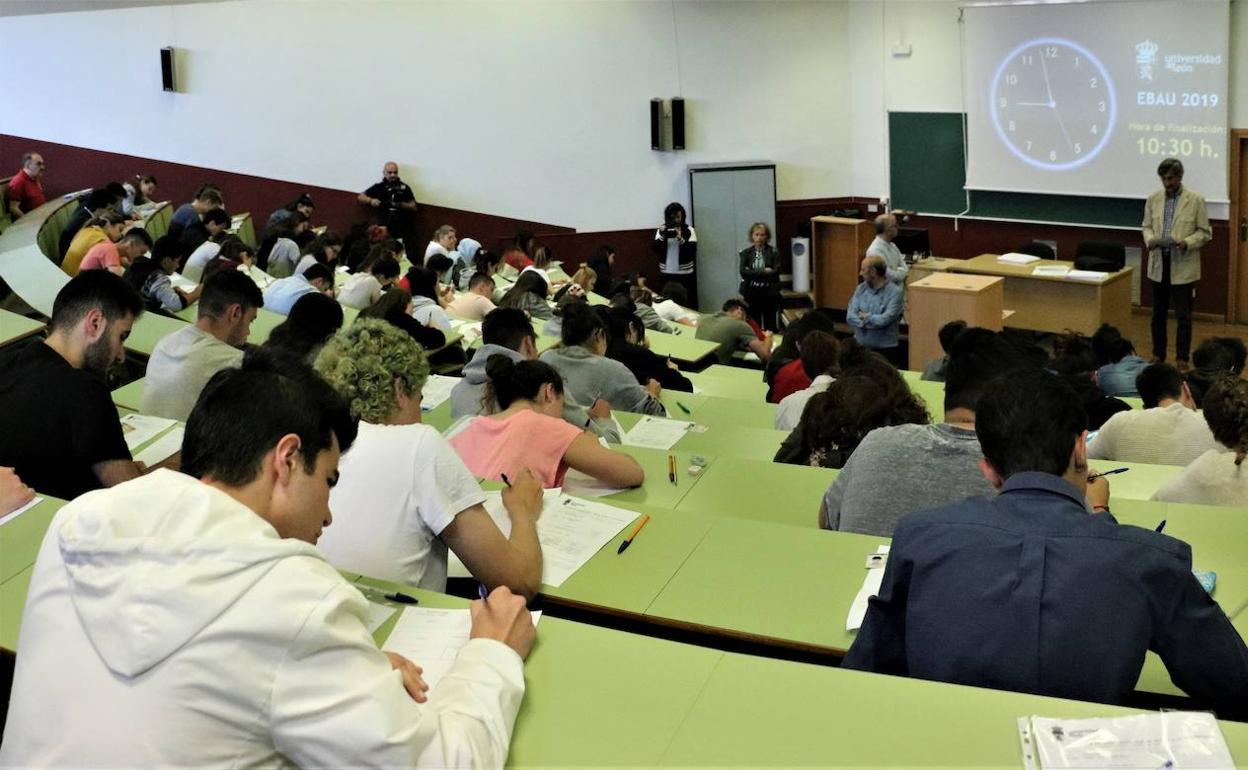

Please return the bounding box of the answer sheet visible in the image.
[481,490,640,587]
[382,607,541,690]
[134,426,183,467]
[846,545,891,631]
[119,413,178,452]
[620,415,695,450]
[1019,712,1234,770]
[421,374,460,412]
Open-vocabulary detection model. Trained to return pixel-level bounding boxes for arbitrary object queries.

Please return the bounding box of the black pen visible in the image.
[1088,467,1129,480]
[500,472,512,487]
[1155,520,1167,533]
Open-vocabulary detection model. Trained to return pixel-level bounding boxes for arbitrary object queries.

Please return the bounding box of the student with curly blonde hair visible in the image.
[1153,377,1248,506]
[313,319,543,598]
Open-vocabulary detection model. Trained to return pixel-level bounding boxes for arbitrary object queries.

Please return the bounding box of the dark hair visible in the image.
[499,270,549,309]
[938,320,967,354]
[943,328,1036,414]
[1157,158,1184,177]
[587,244,615,274]
[264,293,343,361]
[532,245,553,269]
[88,209,127,229]
[131,174,157,205]
[976,369,1086,479]
[481,307,536,351]
[798,365,928,468]
[302,231,343,262]
[301,262,334,284]
[483,355,563,411]
[405,265,440,302]
[182,348,357,485]
[1135,362,1185,408]
[468,271,494,290]
[49,270,144,332]
[194,186,224,206]
[1203,378,1248,464]
[1049,332,1097,376]
[1090,323,1134,366]
[84,187,119,212]
[426,253,454,275]
[202,208,231,228]
[629,286,654,306]
[371,256,401,280]
[609,293,636,314]
[285,193,314,212]
[601,306,642,348]
[199,269,264,320]
[798,331,839,379]
[104,181,128,201]
[152,234,186,264]
[560,301,607,347]
[1193,337,1247,374]
[513,231,534,255]
[722,298,748,313]
[473,248,502,274]
[217,236,253,263]
[359,287,411,321]
[663,202,687,225]
[119,227,153,249]
[661,280,687,305]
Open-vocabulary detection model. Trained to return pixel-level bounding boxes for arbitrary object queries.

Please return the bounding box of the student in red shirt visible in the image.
[7,152,47,219]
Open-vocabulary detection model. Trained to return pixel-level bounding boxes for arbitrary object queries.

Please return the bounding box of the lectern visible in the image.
[907,273,1004,371]
[810,216,873,309]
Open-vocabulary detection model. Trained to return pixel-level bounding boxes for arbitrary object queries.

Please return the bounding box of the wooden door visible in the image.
[1231,130,1248,323]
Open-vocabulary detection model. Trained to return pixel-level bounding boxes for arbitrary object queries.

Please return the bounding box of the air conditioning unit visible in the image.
[791,237,811,293]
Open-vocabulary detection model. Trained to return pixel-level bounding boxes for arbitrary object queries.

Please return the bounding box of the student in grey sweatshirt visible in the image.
[539,304,666,418]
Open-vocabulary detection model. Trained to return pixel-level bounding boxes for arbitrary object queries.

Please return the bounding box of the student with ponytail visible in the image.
[1154,377,1248,505]
[449,356,644,489]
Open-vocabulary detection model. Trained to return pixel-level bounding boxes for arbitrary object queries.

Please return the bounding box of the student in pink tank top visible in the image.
[449,356,644,490]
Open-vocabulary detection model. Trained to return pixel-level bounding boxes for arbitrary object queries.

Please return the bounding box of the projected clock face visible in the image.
[990,38,1117,171]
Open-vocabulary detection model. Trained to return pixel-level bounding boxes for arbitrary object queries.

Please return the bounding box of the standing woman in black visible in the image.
[651,202,697,308]
[739,222,780,331]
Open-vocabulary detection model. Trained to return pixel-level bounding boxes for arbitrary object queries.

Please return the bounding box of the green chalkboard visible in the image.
[888,111,1144,228]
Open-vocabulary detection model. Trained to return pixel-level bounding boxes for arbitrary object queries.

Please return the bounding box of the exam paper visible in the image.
[119,414,178,452]
[134,426,184,467]
[998,252,1041,265]
[1018,712,1234,770]
[421,374,459,412]
[562,468,629,498]
[1032,265,1070,277]
[364,601,398,633]
[383,607,541,690]
[846,545,891,631]
[1066,270,1110,283]
[620,415,695,450]
[0,496,43,526]
[479,490,639,587]
[169,273,198,291]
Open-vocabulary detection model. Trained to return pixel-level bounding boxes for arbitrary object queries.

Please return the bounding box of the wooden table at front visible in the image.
[910,254,1133,335]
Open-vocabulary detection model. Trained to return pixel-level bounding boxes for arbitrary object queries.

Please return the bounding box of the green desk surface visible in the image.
[676,455,834,527]
[907,377,946,421]
[125,312,188,356]
[540,503,717,615]
[686,364,768,401]
[111,377,146,411]
[596,446,712,510]
[647,518,883,653]
[1089,459,1182,501]
[662,391,778,430]
[0,565,33,651]
[657,654,1248,767]
[644,327,719,364]
[0,495,66,584]
[0,308,43,346]
[615,412,786,463]
[421,400,455,432]
[360,579,725,768]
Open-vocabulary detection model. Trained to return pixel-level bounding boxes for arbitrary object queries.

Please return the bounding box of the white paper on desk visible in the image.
[134,426,183,467]
[846,545,891,631]
[0,496,43,526]
[382,607,541,690]
[1066,270,1110,283]
[1032,264,1070,277]
[998,252,1041,264]
[169,272,198,291]
[364,601,398,633]
[620,415,694,450]
[561,468,629,498]
[421,374,459,412]
[1017,712,1234,770]
[479,490,640,587]
[119,413,178,452]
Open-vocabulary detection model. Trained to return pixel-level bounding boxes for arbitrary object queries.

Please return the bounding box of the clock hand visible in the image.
[1052,104,1075,151]
[1015,101,1053,107]
[1038,46,1056,106]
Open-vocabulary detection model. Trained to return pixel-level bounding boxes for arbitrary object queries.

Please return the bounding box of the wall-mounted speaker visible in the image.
[671,98,685,150]
[161,47,177,92]
[649,98,662,150]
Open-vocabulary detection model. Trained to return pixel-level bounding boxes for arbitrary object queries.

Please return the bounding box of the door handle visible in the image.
[1241,217,1248,243]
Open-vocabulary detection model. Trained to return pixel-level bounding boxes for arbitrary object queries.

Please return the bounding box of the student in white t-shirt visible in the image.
[338,256,400,310]
[1153,377,1248,506]
[314,320,542,598]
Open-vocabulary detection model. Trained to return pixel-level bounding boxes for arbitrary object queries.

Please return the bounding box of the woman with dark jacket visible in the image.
[599,307,693,393]
[739,222,781,331]
[651,202,697,307]
[359,288,447,353]
[585,244,615,296]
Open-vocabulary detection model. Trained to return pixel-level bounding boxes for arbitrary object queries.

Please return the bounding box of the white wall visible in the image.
[0,0,853,231]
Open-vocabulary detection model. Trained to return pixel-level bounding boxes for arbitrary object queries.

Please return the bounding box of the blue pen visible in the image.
[478,584,489,601]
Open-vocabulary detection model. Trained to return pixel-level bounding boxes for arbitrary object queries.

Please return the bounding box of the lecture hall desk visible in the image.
[0,309,44,348]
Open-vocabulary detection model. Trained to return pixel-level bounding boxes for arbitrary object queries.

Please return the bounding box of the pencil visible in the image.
[668,454,677,484]
[617,515,651,554]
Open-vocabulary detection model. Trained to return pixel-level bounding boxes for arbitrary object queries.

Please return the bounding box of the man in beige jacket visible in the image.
[1142,158,1211,369]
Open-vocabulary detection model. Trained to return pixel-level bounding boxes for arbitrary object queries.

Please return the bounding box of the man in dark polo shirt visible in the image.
[0,272,144,500]
[358,161,417,245]
[6,151,47,220]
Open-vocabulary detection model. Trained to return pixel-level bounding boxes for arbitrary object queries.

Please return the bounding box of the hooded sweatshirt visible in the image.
[142,324,243,421]
[411,294,453,333]
[451,344,621,442]
[0,470,525,768]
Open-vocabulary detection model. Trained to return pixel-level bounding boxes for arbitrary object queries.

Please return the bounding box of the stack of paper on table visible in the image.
[169,273,198,291]
[134,426,184,467]
[447,490,639,587]
[1032,264,1070,277]
[381,607,541,690]
[846,544,891,631]
[420,374,460,412]
[1017,711,1233,770]
[119,414,177,452]
[1065,270,1110,282]
[620,415,695,450]
[998,252,1041,265]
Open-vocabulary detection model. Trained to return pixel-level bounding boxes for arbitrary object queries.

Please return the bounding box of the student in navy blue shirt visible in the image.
[843,368,1248,711]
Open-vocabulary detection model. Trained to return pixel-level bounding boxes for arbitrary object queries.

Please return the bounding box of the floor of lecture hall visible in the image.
[1121,309,1248,354]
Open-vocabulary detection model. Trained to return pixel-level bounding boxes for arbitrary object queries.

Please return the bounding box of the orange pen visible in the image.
[617,514,651,554]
